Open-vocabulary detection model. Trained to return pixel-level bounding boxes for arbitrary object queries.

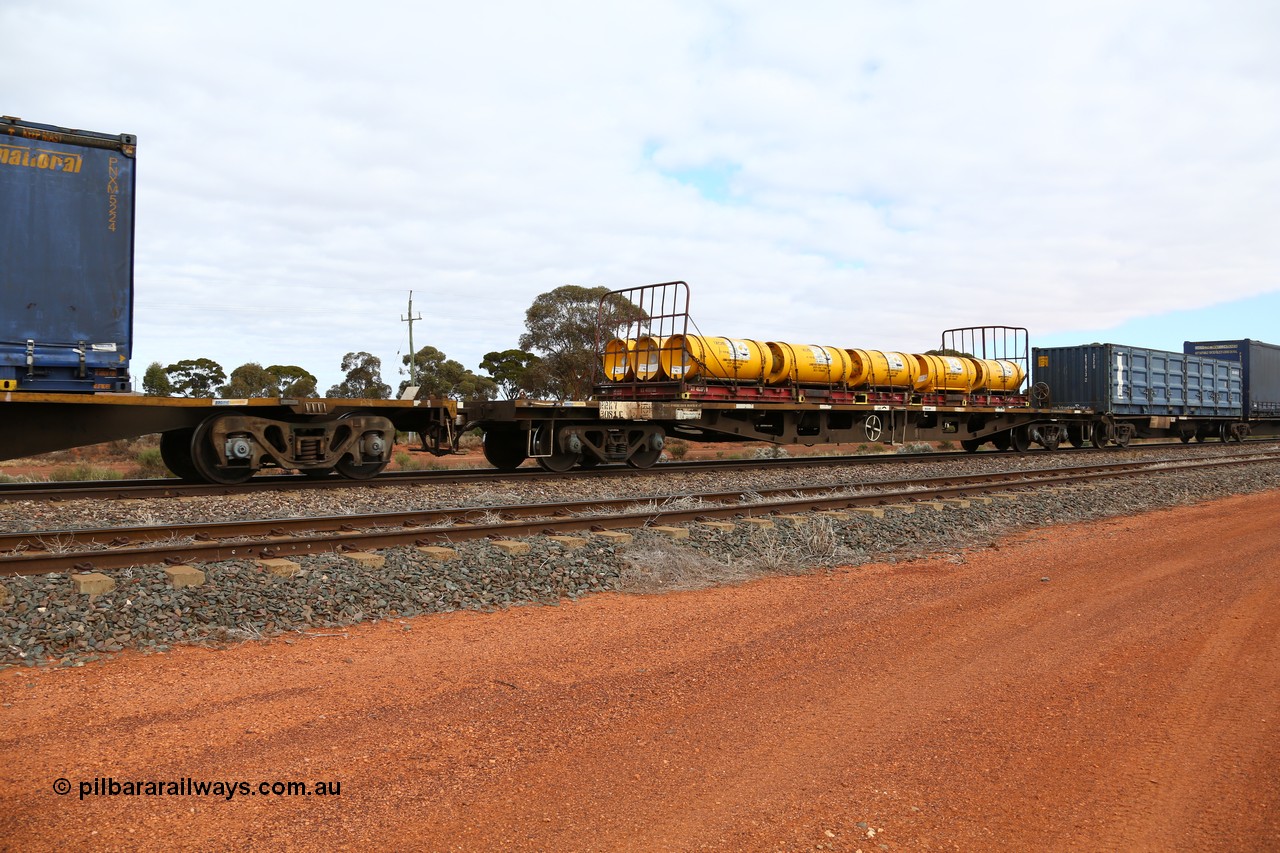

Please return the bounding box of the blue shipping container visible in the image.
[1032,344,1242,417]
[0,118,135,392]
[1183,339,1280,418]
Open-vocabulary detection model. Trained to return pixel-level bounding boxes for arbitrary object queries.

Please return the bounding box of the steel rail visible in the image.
[2,451,1276,576]
[0,440,1270,503]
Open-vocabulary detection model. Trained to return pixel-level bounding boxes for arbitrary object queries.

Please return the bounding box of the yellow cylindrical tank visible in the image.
[634,335,667,381]
[844,349,918,388]
[602,338,637,382]
[661,334,771,382]
[912,354,979,393]
[765,342,853,385]
[973,358,1026,393]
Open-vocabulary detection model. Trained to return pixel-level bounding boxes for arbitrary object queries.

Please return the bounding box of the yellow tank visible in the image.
[912,353,979,392]
[661,334,771,382]
[601,338,637,382]
[973,358,1026,393]
[765,342,853,385]
[634,335,667,381]
[845,349,918,388]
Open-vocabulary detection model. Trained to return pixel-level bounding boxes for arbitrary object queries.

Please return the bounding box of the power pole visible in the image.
[401,291,423,389]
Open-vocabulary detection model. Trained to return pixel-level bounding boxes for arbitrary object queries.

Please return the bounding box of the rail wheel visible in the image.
[991,432,1012,451]
[1091,422,1110,449]
[577,454,601,468]
[1009,426,1032,454]
[190,416,256,485]
[626,446,662,469]
[160,428,201,481]
[334,414,391,480]
[536,448,582,472]
[335,456,388,480]
[1114,425,1134,449]
[1067,425,1087,448]
[482,428,528,471]
[1179,432,1192,444]
[960,438,982,453]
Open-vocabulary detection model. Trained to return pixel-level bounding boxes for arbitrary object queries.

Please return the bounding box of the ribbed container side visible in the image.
[1184,339,1280,417]
[1032,344,1242,417]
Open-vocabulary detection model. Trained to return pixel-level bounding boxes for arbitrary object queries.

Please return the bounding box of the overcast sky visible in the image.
[6,1,1278,393]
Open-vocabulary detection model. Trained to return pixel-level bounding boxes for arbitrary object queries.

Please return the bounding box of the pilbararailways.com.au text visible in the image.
[53,777,341,801]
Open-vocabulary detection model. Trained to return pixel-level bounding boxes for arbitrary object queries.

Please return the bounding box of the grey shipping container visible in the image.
[1032,344,1242,418]
[1,117,136,392]
[1183,339,1280,418]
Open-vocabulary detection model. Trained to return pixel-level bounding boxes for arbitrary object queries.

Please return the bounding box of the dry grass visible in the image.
[618,517,852,594]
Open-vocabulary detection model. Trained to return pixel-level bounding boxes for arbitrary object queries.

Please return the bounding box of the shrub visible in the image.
[131,447,170,478]
[49,463,124,482]
[667,440,689,460]
[394,450,424,472]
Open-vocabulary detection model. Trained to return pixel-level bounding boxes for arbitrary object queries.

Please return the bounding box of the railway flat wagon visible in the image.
[463,282,1098,469]
[1,118,135,392]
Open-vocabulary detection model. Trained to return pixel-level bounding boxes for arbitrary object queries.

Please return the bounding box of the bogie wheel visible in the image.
[482,428,528,471]
[190,416,256,485]
[960,438,983,453]
[1091,422,1110,450]
[1218,422,1230,443]
[160,429,201,481]
[334,415,392,480]
[1114,425,1133,449]
[1179,432,1192,444]
[627,445,663,469]
[1009,426,1032,454]
[536,448,582,472]
[1067,425,1087,448]
[577,454,601,468]
[335,456,388,480]
[991,432,1012,451]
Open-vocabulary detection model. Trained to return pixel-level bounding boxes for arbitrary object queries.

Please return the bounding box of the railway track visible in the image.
[4,449,1276,576]
[0,440,1265,503]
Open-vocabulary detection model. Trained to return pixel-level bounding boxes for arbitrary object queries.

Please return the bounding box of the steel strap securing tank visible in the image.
[913,354,979,392]
[661,335,771,382]
[845,349,918,388]
[765,342,853,385]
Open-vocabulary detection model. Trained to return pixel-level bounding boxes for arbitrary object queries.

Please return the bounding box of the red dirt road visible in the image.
[2,492,1278,851]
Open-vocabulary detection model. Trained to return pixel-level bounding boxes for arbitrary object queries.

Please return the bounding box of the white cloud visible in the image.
[4,0,1277,392]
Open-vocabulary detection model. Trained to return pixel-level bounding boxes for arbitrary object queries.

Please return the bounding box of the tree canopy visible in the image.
[268,365,318,397]
[326,352,391,399]
[141,361,173,396]
[479,349,542,399]
[401,345,497,401]
[164,358,226,398]
[518,284,647,399]
[219,362,279,398]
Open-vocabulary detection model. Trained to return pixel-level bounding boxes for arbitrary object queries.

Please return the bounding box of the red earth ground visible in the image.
[1,490,1277,850]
